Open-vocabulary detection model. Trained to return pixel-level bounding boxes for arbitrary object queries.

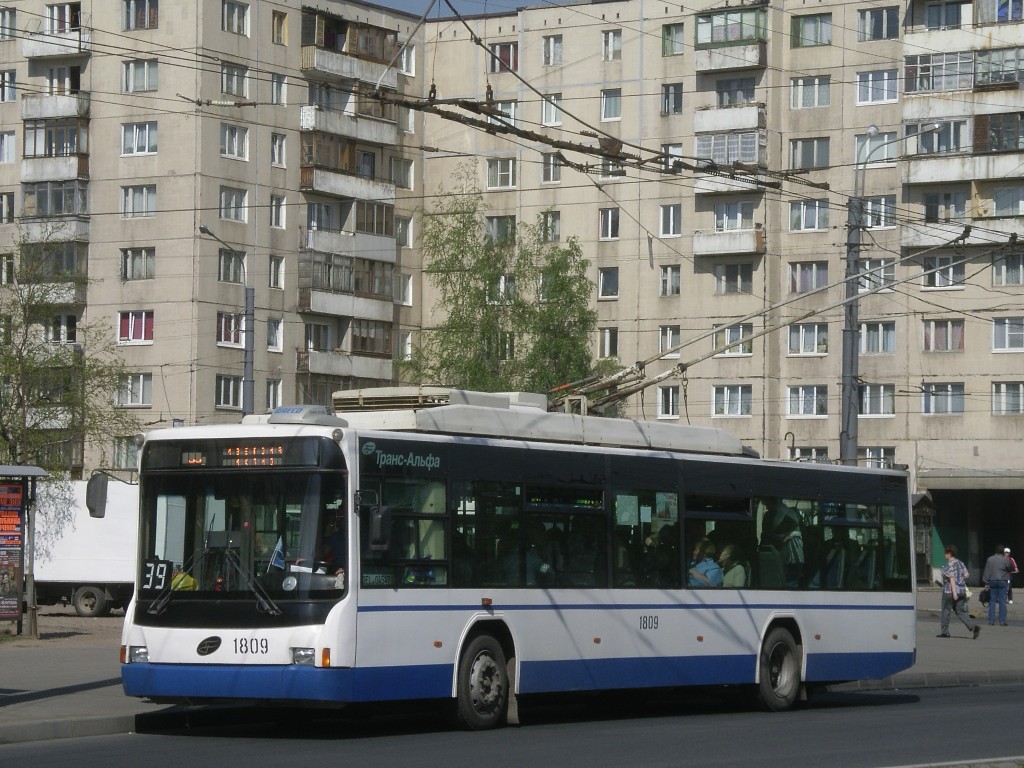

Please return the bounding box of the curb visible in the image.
[0,714,138,746]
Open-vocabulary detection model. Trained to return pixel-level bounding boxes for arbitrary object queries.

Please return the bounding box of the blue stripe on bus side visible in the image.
[357,601,915,613]
[122,650,914,703]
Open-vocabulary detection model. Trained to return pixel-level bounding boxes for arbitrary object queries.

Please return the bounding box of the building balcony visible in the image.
[693,225,765,256]
[299,105,398,146]
[296,349,393,380]
[21,155,89,183]
[300,46,397,89]
[693,103,765,134]
[299,286,394,321]
[905,152,1024,185]
[693,175,763,195]
[22,23,92,58]
[20,216,89,242]
[299,167,394,202]
[299,228,396,263]
[21,91,90,120]
[693,41,766,73]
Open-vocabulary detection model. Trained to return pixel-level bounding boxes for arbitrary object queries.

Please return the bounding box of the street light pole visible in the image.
[841,122,942,465]
[199,225,254,415]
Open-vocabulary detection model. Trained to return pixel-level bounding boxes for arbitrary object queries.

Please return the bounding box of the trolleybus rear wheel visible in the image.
[757,627,801,711]
[455,635,508,730]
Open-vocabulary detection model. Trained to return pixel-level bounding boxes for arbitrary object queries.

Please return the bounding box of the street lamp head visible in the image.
[865,124,880,138]
[198,224,212,236]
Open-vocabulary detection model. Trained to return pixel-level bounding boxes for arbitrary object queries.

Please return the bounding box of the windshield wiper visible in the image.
[222,548,283,616]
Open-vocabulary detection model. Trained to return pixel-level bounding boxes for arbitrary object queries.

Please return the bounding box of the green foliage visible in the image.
[403,167,599,395]
[0,230,140,475]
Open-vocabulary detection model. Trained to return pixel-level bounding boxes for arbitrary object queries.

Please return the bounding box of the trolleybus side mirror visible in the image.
[86,472,108,519]
[368,506,392,552]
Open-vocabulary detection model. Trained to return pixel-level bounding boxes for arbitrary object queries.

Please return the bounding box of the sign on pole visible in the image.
[0,483,24,621]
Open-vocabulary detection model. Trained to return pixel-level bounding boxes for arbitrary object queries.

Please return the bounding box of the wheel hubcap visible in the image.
[469,652,502,714]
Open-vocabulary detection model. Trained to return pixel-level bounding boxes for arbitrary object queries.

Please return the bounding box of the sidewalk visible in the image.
[1,592,1023,746]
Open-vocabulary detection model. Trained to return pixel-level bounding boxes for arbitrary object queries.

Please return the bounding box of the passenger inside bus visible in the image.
[718,543,747,588]
[688,538,723,587]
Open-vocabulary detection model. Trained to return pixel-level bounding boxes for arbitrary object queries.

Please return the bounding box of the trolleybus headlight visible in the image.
[128,646,149,663]
[291,647,316,666]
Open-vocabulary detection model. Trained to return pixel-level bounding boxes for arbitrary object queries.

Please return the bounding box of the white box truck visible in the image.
[34,479,138,617]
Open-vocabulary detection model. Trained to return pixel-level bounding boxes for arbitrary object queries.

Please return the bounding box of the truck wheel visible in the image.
[757,627,801,712]
[454,635,509,730]
[73,586,109,617]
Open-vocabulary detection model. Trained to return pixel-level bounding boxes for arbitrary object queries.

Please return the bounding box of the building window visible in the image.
[860,447,896,469]
[908,119,968,155]
[789,261,828,293]
[696,132,762,165]
[792,13,832,47]
[790,137,829,169]
[598,267,619,298]
[269,194,285,228]
[113,437,140,469]
[660,325,681,357]
[488,98,517,126]
[541,152,561,183]
[118,310,154,344]
[266,379,282,410]
[270,133,285,166]
[660,83,684,115]
[662,23,684,56]
[219,123,248,160]
[994,186,1024,216]
[123,0,157,30]
[397,44,415,75]
[541,93,562,126]
[0,8,15,40]
[395,272,413,306]
[859,258,895,292]
[993,316,1024,350]
[23,180,87,217]
[305,322,331,352]
[23,119,84,158]
[658,386,680,418]
[389,157,413,189]
[121,185,156,218]
[0,192,13,223]
[789,199,829,231]
[696,8,766,46]
[856,131,898,164]
[993,382,1024,414]
[857,70,898,104]
[714,201,754,231]
[787,385,828,417]
[219,186,248,222]
[859,384,895,417]
[269,255,283,289]
[660,204,682,237]
[270,73,286,105]
[121,122,157,155]
[543,34,562,66]
[122,59,157,93]
[863,196,896,228]
[218,248,245,283]
[46,2,80,33]
[662,144,684,172]
[905,52,974,93]
[861,321,896,354]
[489,42,518,72]
[0,131,14,163]
[541,211,560,242]
[717,77,755,106]
[601,89,621,121]
[221,62,248,97]
[923,319,965,351]
[215,374,242,409]
[117,373,152,406]
[486,158,516,189]
[788,323,828,355]
[922,382,964,414]
[599,207,620,239]
[715,263,753,294]
[922,255,965,288]
[271,10,286,44]
[221,0,248,34]
[396,216,413,248]
[599,327,618,358]
[216,312,243,347]
[790,446,829,462]
[46,313,77,344]
[485,215,516,244]
[352,319,392,356]
[993,252,1024,285]
[924,190,967,222]
[1,70,15,102]
[859,7,899,40]
[356,201,394,236]
[713,385,752,416]
[121,247,154,280]
[659,265,681,296]
[713,323,753,355]
[602,29,622,61]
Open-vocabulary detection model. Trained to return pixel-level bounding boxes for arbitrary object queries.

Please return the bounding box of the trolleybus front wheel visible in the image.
[757,627,802,712]
[455,635,509,730]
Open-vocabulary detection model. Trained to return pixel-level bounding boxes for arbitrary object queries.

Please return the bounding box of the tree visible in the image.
[404,168,603,395]
[0,231,141,477]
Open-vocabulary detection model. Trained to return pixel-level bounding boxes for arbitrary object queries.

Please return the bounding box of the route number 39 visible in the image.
[639,615,659,630]
[142,560,170,591]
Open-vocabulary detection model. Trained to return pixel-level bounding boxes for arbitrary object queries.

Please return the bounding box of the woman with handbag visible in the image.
[938,544,981,639]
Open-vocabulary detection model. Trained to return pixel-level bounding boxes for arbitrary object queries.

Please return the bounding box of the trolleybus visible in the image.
[104,389,915,729]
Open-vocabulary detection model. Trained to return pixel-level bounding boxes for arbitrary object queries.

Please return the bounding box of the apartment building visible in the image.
[419,0,1024,572]
[0,0,424,475]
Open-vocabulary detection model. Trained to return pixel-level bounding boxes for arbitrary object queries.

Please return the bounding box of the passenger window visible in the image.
[613,489,680,588]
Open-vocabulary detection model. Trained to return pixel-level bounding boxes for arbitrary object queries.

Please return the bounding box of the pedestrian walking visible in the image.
[938,544,981,639]
[982,545,1014,626]
[1005,547,1018,604]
